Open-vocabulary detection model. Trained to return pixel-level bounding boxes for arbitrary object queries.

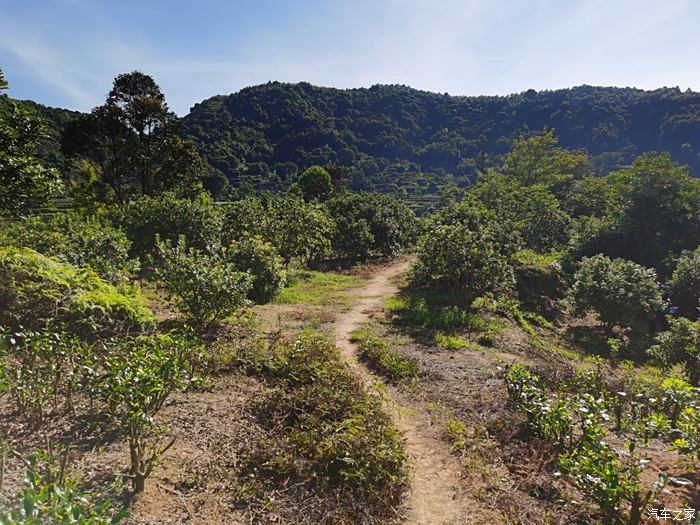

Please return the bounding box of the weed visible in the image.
[351,329,420,383]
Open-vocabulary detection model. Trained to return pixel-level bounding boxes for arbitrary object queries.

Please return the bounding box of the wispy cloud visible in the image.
[1,0,699,114]
[0,31,95,107]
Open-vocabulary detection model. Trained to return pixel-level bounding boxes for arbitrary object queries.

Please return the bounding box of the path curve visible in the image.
[334,258,474,524]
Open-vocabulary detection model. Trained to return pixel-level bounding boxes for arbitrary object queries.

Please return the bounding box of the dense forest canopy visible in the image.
[4,81,700,205]
[182,82,700,198]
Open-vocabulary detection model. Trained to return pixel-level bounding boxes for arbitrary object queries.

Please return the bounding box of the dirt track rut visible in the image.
[333,259,476,524]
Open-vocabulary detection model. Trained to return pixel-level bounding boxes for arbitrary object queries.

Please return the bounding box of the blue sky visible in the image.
[1,0,698,115]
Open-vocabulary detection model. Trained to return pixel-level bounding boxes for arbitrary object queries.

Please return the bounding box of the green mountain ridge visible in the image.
[6,82,700,199]
[181,82,700,196]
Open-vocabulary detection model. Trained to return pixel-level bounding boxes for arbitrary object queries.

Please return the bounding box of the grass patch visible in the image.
[351,329,420,383]
[434,333,483,351]
[522,311,555,330]
[514,249,562,269]
[386,289,488,334]
[273,269,365,308]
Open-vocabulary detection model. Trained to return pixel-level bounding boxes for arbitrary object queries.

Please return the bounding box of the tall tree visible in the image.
[106,72,177,196]
[0,69,63,217]
[62,71,207,202]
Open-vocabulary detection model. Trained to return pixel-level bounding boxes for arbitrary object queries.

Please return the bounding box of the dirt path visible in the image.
[333,258,475,525]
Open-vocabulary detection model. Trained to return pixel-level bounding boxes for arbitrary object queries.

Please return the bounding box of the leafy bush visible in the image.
[560,440,664,525]
[504,364,574,448]
[668,248,700,319]
[504,364,666,525]
[225,236,285,304]
[252,332,407,510]
[649,317,700,385]
[0,211,135,282]
[0,247,154,336]
[0,329,89,426]
[267,195,334,265]
[220,197,269,247]
[566,255,663,332]
[411,224,514,301]
[325,191,417,260]
[296,165,333,201]
[671,406,700,464]
[657,377,697,426]
[0,454,126,524]
[120,192,222,265]
[98,334,200,492]
[155,237,252,330]
[350,330,420,383]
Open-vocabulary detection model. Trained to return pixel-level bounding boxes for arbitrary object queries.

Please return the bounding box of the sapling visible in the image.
[671,406,700,465]
[98,334,194,492]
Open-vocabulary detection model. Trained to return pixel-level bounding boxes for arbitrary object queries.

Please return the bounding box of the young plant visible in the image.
[560,440,665,525]
[658,377,697,427]
[671,406,700,465]
[0,450,126,524]
[504,364,574,449]
[98,334,195,492]
[0,330,87,426]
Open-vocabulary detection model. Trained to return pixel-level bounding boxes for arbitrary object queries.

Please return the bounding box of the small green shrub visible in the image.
[225,236,285,304]
[98,334,200,492]
[504,363,667,525]
[350,331,420,383]
[120,192,222,266]
[252,332,407,510]
[0,212,136,283]
[0,329,90,426]
[668,248,700,318]
[649,317,700,386]
[155,237,252,331]
[325,191,417,260]
[671,406,700,464]
[411,224,514,301]
[560,440,665,525]
[658,377,697,426]
[504,364,574,448]
[0,247,154,336]
[0,454,126,524]
[566,255,663,333]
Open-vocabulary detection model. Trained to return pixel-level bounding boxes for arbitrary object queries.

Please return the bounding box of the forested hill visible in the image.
[0,95,80,167]
[5,83,700,200]
[182,82,700,196]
